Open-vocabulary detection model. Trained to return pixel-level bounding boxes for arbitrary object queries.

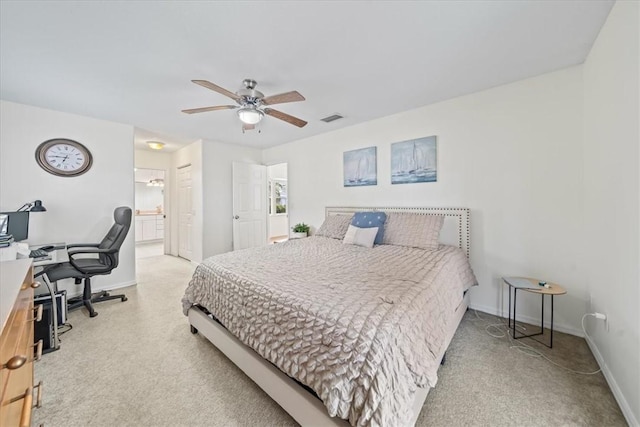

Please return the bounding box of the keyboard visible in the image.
[29,249,49,258]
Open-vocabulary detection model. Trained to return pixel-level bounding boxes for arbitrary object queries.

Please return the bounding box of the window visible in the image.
[269,179,287,215]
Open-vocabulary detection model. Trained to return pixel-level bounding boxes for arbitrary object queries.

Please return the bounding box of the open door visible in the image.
[178,164,194,260]
[232,162,267,250]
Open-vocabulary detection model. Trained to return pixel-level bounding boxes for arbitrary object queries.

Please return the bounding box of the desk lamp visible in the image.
[17,200,47,212]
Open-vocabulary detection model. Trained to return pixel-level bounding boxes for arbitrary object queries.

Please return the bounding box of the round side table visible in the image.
[502,277,567,348]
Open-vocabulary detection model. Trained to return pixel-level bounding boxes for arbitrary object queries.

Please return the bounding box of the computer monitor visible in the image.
[0,211,29,241]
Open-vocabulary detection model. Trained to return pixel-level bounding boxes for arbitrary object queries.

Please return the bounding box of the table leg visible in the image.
[550,295,554,348]
[513,288,517,339]
[541,293,545,335]
[508,283,512,328]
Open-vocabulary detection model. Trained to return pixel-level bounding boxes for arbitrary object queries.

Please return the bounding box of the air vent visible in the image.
[320,114,344,123]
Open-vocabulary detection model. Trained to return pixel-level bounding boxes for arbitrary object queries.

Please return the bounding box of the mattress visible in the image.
[182,236,477,426]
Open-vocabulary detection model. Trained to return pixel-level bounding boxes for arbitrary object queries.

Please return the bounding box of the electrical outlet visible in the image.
[593,312,609,332]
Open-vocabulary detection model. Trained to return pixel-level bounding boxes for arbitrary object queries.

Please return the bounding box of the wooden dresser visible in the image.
[1,259,42,427]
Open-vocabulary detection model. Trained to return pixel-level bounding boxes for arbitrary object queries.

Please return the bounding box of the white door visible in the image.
[232,162,267,250]
[178,165,194,260]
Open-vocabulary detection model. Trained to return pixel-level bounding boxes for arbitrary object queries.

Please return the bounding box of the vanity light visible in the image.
[147,179,165,187]
[147,141,165,150]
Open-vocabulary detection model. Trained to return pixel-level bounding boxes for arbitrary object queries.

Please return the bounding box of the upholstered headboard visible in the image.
[325,206,471,258]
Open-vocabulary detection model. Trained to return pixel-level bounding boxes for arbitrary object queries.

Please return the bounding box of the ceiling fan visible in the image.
[182,79,307,131]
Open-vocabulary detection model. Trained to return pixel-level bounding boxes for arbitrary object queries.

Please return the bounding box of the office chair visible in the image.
[42,206,132,317]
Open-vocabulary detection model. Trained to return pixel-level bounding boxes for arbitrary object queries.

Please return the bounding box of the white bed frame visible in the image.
[188,207,471,426]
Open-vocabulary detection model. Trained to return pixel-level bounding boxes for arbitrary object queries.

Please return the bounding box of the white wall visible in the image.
[582,1,640,425]
[201,140,262,257]
[269,215,289,238]
[135,149,172,171]
[0,100,136,293]
[268,162,288,180]
[134,183,163,211]
[264,67,586,335]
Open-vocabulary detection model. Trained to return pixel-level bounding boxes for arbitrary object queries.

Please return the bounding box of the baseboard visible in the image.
[585,335,639,427]
[98,279,137,292]
[65,280,137,298]
[474,300,638,426]
[469,302,584,337]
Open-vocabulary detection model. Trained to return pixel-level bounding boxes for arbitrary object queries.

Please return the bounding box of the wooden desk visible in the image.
[0,259,43,426]
[503,277,567,348]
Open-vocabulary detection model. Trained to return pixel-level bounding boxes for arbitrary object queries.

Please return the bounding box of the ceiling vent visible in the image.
[320,114,344,123]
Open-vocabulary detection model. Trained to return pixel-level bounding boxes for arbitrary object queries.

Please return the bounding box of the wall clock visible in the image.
[35,138,93,177]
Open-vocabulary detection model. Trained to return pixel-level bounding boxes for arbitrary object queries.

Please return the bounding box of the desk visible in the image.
[27,243,68,352]
[503,277,567,348]
[0,259,40,426]
[30,243,68,267]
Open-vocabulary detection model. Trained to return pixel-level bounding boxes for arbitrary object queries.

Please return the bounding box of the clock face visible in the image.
[35,139,93,177]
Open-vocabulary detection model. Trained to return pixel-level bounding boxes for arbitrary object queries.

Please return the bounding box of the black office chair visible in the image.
[42,206,132,318]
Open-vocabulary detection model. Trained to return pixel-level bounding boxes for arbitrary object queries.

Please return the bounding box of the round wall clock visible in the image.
[35,138,93,177]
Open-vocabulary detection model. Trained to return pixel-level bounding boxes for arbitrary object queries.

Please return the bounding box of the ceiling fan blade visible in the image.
[181,105,237,114]
[264,108,308,128]
[192,80,241,101]
[261,91,305,106]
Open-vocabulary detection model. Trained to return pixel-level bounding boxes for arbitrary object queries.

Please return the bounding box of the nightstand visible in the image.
[502,277,567,348]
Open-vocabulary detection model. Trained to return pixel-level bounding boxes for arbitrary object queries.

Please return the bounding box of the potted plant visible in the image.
[291,223,310,239]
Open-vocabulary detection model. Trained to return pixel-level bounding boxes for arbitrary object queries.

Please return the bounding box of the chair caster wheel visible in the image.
[190,325,198,334]
[90,311,98,318]
[121,296,128,302]
[104,292,110,297]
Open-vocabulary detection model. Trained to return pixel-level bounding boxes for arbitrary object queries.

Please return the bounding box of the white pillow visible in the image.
[343,225,378,248]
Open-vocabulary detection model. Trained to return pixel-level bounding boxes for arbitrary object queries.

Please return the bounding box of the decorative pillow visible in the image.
[383,213,444,250]
[343,225,378,249]
[351,212,387,245]
[315,214,352,239]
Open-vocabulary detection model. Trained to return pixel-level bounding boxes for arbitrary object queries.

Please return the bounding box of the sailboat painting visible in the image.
[391,136,437,184]
[343,147,377,187]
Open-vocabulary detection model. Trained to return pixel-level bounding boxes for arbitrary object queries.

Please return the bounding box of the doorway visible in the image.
[134,168,166,259]
[267,163,288,244]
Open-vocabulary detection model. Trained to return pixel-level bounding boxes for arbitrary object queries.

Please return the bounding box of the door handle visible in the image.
[233,215,240,220]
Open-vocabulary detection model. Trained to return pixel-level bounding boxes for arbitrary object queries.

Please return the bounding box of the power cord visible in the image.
[473,309,602,375]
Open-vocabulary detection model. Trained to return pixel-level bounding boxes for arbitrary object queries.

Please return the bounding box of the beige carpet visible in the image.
[33,255,626,426]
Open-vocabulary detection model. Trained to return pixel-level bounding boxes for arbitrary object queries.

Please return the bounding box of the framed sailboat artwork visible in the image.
[391,136,437,184]
[343,146,377,187]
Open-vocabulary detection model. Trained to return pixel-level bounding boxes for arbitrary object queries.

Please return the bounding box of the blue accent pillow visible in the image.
[351,212,387,245]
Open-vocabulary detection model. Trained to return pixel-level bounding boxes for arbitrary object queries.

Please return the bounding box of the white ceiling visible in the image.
[0,1,613,149]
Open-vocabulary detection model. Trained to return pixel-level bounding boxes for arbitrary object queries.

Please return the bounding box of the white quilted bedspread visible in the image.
[182,237,477,426]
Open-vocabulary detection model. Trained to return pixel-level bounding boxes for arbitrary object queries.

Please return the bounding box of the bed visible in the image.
[182,207,477,426]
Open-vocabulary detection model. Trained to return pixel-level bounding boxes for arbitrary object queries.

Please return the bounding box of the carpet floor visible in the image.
[33,255,626,426]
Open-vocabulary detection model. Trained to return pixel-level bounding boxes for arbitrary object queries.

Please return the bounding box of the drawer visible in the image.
[2,325,34,426]
[1,268,39,427]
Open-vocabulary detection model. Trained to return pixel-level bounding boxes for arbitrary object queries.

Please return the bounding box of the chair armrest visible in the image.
[68,248,118,275]
[67,248,116,256]
[67,243,100,249]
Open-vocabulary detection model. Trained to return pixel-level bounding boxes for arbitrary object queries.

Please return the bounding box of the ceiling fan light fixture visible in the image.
[237,106,264,125]
[147,141,165,150]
